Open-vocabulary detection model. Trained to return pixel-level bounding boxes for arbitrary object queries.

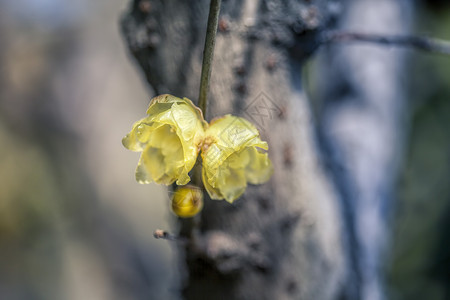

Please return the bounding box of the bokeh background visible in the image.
[0,1,177,299]
[0,0,449,299]
[387,1,450,298]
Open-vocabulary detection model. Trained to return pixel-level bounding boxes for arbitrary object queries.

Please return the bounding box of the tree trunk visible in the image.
[313,1,411,299]
[120,0,410,299]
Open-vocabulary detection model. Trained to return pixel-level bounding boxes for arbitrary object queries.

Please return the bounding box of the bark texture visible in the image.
[119,0,409,299]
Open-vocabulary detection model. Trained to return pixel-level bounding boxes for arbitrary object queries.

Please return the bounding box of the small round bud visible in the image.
[171,186,203,218]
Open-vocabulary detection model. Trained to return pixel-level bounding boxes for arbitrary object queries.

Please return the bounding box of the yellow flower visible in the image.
[122,94,273,205]
[171,186,203,218]
[122,94,207,185]
[201,115,273,203]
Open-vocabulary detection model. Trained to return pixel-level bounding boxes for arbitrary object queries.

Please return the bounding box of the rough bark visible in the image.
[120,1,355,299]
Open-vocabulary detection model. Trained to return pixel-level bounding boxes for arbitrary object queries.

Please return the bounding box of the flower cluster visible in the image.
[123,94,273,214]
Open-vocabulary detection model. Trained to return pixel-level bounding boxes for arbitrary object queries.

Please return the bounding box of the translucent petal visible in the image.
[201,116,273,203]
[202,166,223,200]
[202,143,233,187]
[134,125,187,185]
[148,124,180,153]
[245,147,273,184]
[206,115,268,151]
[171,104,205,175]
[216,167,247,203]
[176,170,191,186]
[123,94,207,186]
[136,147,166,183]
[163,149,184,175]
[135,162,153,184]
[122,117,153,152]
[161,133,182,155]
[147,94,206,126]
[172,103,200,141]
[227,149,250,169]
[135,146,157,184]
[201,145,247,203]
[146,102,173,119]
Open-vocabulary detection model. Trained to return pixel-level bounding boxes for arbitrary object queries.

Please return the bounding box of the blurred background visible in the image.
[0,0,178,299]
[387,1,450,299]
[0,0,449,299]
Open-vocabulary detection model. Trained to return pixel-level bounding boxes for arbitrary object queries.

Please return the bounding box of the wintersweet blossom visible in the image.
[123,94,273,211]
[122,94,207,185]
[201,115,273,203]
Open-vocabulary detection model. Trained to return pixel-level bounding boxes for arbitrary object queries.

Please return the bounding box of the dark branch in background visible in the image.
[322,31,450,55]
[198,0,222,116]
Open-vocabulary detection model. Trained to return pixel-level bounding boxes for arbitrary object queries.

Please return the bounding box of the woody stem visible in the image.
[198,0,221,117]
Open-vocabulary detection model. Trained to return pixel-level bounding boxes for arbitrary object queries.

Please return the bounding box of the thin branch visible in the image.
[322,31,450,55]
[153,229,187,242]
[198,0,222,116]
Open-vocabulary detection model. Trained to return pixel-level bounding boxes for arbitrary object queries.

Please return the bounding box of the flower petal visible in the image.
[147,94,206,125]
[202,143,233,188]
[201,115,272,203]
[206,115,267,151]
[202,166,223,200]
[123,94,207,186]
[227,149,250,169]
[122,117,153,152]
[217,167,247,203]
[245,147,273,184]
[134,125,187,185]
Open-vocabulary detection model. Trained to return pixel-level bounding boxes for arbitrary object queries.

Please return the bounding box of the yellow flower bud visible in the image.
[171,186,203,218]
[122,94,207,185]
[201,115,273,203]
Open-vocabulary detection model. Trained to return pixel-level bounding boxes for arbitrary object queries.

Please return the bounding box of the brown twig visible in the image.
[322,31,450,55]
[154,229,187,242]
